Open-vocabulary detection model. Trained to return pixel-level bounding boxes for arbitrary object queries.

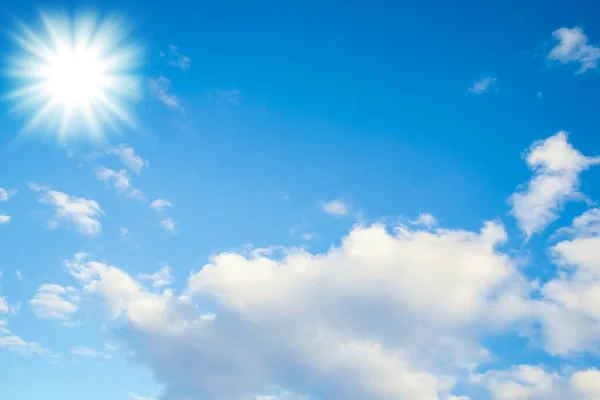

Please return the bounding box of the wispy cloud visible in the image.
[167,44,191,71]
[95,168,146,201]
[215,88,241,112]
[469,76,497,94]
[30,183,104,237]
[410,213,438,229]
[160,217,178,234]
[148,77,180,109]
[70,345,110,359]
[107,144,148,175]
[139,266,174,288]
[0,215,10,224]
[548,27,600,73]
[320,199,350,217]
[0,188,17,201]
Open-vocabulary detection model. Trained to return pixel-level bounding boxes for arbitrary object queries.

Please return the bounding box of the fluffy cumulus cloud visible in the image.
[548,27,600,73]
[96,168,146,201]
[469,365,600,400]
[509,131,599,239]
[60,217,534,400]
[30,284,78,322]
[108,144,148,175]
[534,207,600,355]
[0,215,10,224]
[30,183,104,237]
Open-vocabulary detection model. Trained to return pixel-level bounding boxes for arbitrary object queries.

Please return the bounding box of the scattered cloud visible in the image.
[148,77,179,109]
[150,199,172,212]
[139,266,174,288]
[30,284,78,322]
[30,183,104,237]
[0,188,17,201]
[548,27,600,73]
[0,215,10,224]
[0,334,52,355]
[70,345,110,358]
[469,76,497,94]
[167,44,191,71]
[15,270,23,280]
[95,168,146,201]
[160,217,178,234]
[0,297,8,313]
[410,213,438,229]
[129,393,154,400]
[470,365,600,399]
[320,199,349,216]
[120,227,129,240]
[509,131,600,238]
[0,320,9,335]
[215,88,241,112]
[107,144,148,175]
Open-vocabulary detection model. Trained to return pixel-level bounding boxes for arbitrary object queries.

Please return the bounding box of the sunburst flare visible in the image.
[6,10,142,143]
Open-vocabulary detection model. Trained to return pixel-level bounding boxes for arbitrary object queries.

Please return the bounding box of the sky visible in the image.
[2,0,600,399]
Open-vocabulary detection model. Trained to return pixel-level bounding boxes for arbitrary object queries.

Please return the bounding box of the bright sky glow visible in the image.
[6,11,141,143]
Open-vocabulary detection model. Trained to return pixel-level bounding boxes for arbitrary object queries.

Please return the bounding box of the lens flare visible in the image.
[6,11,142,143]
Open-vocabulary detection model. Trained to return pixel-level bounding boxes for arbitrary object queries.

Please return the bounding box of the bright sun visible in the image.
[6,11,141,143]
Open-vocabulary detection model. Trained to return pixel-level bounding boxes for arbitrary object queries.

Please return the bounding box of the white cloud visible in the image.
[107,144,148,175]
[120,227,129,239]
[320,199,349,216]
[129,393,154,400]
[160,217,178,234]
[470,365,600,400]
[535,213,600,354]
[30,284,78,322]
[0,215,10,224]
[167,44,191,71]
[96,168,146,201]
[30,183,104,237]
[15,270,23,280]
[509,131,599,238]
[410,213,438,229]
[150,199,172,212]
[548,27,600,73]
[0,297,8,313]
[139,266,174,288]
[0,334,52,355]
[469,76,497,94]
[70,345,110,358]
[148,77,179,108]
[0,320,9,335]
[0,188,17,201]
[63,218,531,399]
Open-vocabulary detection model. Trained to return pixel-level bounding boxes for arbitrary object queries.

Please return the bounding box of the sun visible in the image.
[6,10,142,143]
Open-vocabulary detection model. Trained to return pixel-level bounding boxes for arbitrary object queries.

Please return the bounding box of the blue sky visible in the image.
[2,1,600,399]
